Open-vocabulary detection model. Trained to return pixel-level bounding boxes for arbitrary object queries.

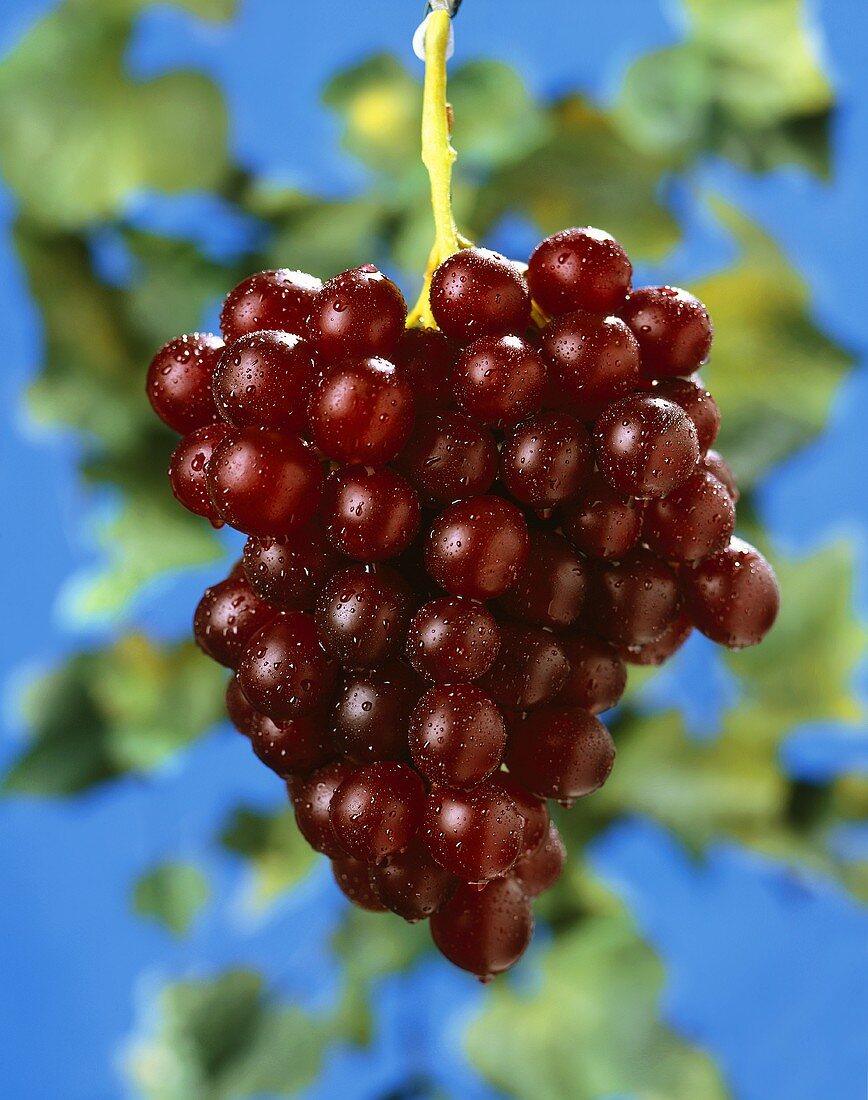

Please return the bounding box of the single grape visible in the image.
[683,537,780,648]
[540,310,641,421]
[370,839,457,922]
[147,333,223,433]
[653,376,720,453]
[528,226,632,316]
[308,264,407,362]
[391,328,456,407]
[250,710,334,777]
[619,611,693,666]
[238,612,335,720]
[643,468,736,563]
[307,356,415,465]
[220,269,321,343]
[496,529,588,628]
[453,334,546,427]
[430,248,531,342]
[329,762,426,864]
[405,596,500,683]
[499,411,593,510]
[207,428,323,536]
[425,496,529,601]
[621,285,713,377]
[409,684,506,789]
[331,856,388,912]
[320,465,420,563]
[422,780,524,882]
[332,661,420,763]
[168,422,232,524]
[225,674,259,737]
[506,705,615,802]
[512,822,566,897]
[212,331,318,433]
[478,621,569,710]
[430,877,533,980]
[585,549,681,647]
[594,393,699,499]
[395,411,497,507]
[560,471,643,559]
[316,565,413,666]
[702,449,740,502]
[292,761,355,858]
[242,522,342,611]
[495,773,549,855]
[193,576,276,668]
[557,633,627,713]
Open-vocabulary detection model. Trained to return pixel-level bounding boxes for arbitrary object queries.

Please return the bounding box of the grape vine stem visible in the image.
[407,9,465,329]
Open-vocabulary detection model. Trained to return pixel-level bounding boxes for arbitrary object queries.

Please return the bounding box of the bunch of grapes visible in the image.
[147,227,779,980]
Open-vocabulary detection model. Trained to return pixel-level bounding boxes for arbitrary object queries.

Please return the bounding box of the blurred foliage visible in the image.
[0,0,863,1096]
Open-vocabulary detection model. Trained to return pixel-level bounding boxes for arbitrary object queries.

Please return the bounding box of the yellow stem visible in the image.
[407,10,464,329]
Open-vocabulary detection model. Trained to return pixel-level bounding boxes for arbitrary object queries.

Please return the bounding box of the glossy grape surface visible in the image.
[594,393,699,499]
[528,226,632,316]
[221,269,321,342]
[430,248,531,342]
[425,496,529,601]
[147,333,223,433]
[430,877,533,979]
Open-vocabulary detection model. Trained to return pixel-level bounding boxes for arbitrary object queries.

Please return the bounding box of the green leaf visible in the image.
[3,636,225,796]
[219,806,317,907]
[0,4,230,227]
[615,0,833,174]
[133,861,211,936]
[697,201,853,488]
[449,61,551,168]
[466,900,728,1100]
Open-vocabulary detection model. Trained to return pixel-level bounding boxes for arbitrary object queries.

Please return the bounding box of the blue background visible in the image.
[1,1,866,1097]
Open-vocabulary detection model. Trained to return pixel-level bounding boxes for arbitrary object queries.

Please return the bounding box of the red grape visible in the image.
[331,856,388,911]
[395,411,497,507]
[212,331,317,433]
[292,761,355,858]
[512,822,566,897]
[497,530,588,628]
[250,710,334,777]
[594,393,699,499]
[453,334,546,427]
[329,762,426,864]
[193,575,276,668]
[654,376,720,453]
[320,465,420,562]
[586,549,681,647]
[422,779,524,882]
[500,411,593,510]
[238,612,335,720]
[496,773,549,855]
[430,248,531,342]
[370,839,457,921]
[391,327,456,407]
[644,469,736,563]
[168,422,231,524]
[478,622,569,710]
[703,449,740,502]
[528,226,632,316]
[683,537,780,648]
[308,264,406,362]
[405,596,500,683]
[621,285,713,378]
[506,705,615,802]
[332,662,419,763]
[557,633,627,713]
[620,611,693,666]
[147,333,223,433]
[225,674,259,737]
[560,471,643,559]
[316,565,412,666]
[221,269,321,342]
[425,496,529,601]
[242,522,342,611]
[430,877,533,979]
[409,684,506,789]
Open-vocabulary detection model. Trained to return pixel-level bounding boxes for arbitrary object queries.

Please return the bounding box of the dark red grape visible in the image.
[644,469,736,563]
[621,285,713,378]
[409,684,506,789]
[220,269,321,342]
[560,471,644,559]
[193,576,276,668]
[292,761,355,858]
[528,226,632,316]
[370,839,457,922]
[453,335,546,427]
[496,773,549,855]
[594,393,699,499]
[332,662,419,763]
[683,537,780,648]
[540,310,641,421]
[329,762,426,864]
[654,377,720,453]
[307,356,415,465]
[497,530,588,628]
[242,522,342,611]
[207,428,323,536]
[703,449,740,502]
[512,822,566,897]
[225,674,259,736]
[238,612,335,720]
[405,596,500,683]
[168,422,231,523]
[212,331,317,433]
[506,705,615,802]
[331,856,388,911]
[430,248,531,342]
[586,549,681,647]
[320,466,420,563]
[395,411,497,508]
[478,622,569,710]
[430,877,533,979]
[308,264,406,362]
[316,565,412,666]
[557,633,627,713]
[619,611,693,666]
[422,780,524,882]
[500,411,592,510]
[147,333,223,433]
[425,496,529,601]
[250,710,333,777]
[391,327,456,407]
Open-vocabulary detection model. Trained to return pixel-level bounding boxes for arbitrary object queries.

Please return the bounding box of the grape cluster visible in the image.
[147,228,780,980]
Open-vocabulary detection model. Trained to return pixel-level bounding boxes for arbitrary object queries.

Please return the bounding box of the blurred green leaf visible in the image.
[3,637,225,795]
[615,0,833,174]
[133,861,211,935]
[450,60,550,169]
[467,903,728,1100]
[220,805,317,907]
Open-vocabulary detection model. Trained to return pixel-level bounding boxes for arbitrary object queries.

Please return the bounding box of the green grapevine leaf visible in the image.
[133,861,211,936]
[219,805,317,907]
